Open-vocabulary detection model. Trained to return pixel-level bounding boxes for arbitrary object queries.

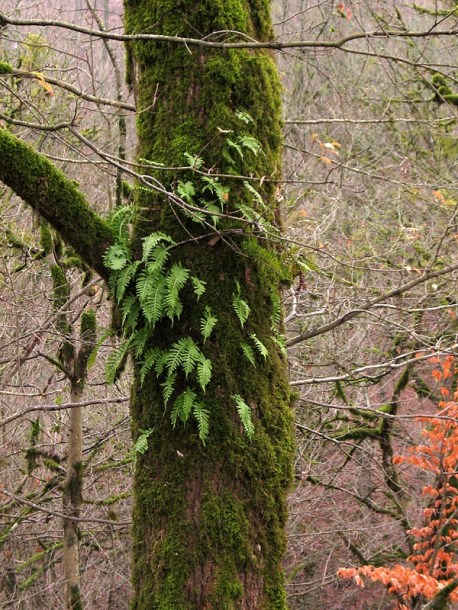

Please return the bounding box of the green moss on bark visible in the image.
[0,128,113,278]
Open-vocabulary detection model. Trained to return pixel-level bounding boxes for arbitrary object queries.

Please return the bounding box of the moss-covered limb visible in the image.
[0,128,113,279]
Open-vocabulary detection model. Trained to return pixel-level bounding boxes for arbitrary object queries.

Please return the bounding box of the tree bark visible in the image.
[125,1,293,608]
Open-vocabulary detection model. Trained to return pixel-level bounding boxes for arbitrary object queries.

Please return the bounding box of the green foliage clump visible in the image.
[0,61,13,74]
[431,73,458,106]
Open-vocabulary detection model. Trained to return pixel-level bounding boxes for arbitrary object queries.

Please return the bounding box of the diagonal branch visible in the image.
[0,128,113,278]
[287,263,458,347]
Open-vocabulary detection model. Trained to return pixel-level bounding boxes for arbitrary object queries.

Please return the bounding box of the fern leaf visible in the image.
[177,180,195,203]
[165,264,189,320]
[133,428,153,457]
[243,181,264,208]
[171,388,196,426]
[193,401,210,444]
[240,342,256,367]
[161,372,177,404]
[107,205,134,241]
[142,232,174,262]
[239,135,261,156]
[232,394,255,439]
[106,338,131,384]
[232,294,251,328]
[164,338,188,375]
[191,276,206,300]
[87,328,112,370]
[115,261,140,302]
[227,138,244,160]
[202,176,229,206]
[197,357,212,391]
[139,347,162,384]
[154,351,168,376]
[270,292,282,329]
[145,244,170,273]
[140,274,166,325]
[235,109,253,124]
[183,152,204,169]
[103,244,129,271]
[182,338,200,377]
[121,295,140,330]
[135,270,149,301]
[250,333,268,359]
[131,326,152,357]
[271,331,287,356]
[200,307,218,342]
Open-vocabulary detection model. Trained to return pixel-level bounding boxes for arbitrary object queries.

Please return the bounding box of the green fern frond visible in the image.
[242,239,286,279]
[241,342,256,367]
[243,180,264,206]
[142,232,174,262]
[250,333,268,359]
[106,338,132,384]
[164,337,194,375]
[177,180,195,203]
[87,328,112,370]
[171,388,196,426]
[232,293,251,328]
[121,294,140,329]
[133,428,153,458]
[181,338,200,377]
[103,243,130,271]
[235,109,253,124]
[197,357,212,391]
[154,351,168,376]
[271,331,287,356]
[270,292,282,329]
[145,244,170,274]
[165,264,189,320]
[232,394,255,439]
[201,176,229,206]
[239,135,261,156]
[183,152,204,169]
[161,372,177,404]
[131,326,152,357]
[135,270,149,302]
[116,261,140,301]
[193,402,210,444]
[139,347,163,384]
[139,275,166,325]
[200,306,218,342]
[191,276,206,300]
[107,205,134,242]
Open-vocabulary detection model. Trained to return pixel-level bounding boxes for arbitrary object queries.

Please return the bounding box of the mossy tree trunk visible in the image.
[125,1,293,608]
[0,0,293,606]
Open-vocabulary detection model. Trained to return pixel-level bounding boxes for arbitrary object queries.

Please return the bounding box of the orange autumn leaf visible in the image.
[432,369,443,381]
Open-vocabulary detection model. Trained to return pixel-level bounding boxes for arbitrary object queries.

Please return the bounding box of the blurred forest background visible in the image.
[0,0,457,608]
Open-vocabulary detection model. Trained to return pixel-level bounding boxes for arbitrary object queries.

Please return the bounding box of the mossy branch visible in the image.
[0,128,113,279]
